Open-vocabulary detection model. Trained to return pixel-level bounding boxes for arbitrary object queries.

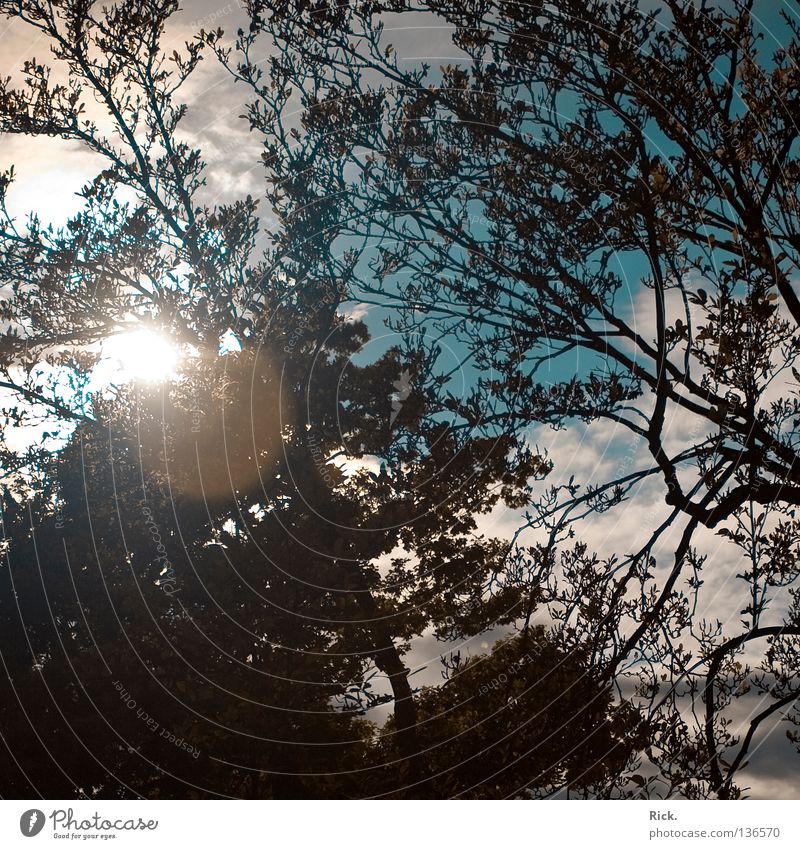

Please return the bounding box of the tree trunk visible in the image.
[357,588,419,763]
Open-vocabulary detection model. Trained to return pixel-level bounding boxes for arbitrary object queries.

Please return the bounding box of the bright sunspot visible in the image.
[102,328,180,383]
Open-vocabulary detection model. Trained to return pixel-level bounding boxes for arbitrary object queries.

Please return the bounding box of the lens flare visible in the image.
[102,328,180,382]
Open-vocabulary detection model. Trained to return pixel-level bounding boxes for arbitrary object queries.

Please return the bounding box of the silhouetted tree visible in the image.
[0,0,644,799]
[226,0,800,797]
[369,629,646,798]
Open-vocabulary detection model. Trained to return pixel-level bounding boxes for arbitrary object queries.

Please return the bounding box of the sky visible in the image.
[1,0,799,799]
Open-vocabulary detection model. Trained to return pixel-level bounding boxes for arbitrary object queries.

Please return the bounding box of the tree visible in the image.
[0,0,644,798]
[368,629,645,799]
[227,0,800,796]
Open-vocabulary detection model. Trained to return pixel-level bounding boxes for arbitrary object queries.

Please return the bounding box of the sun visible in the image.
[102,328,180,382]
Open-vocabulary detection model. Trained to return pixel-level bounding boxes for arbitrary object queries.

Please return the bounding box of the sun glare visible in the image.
[103,329,180,383]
